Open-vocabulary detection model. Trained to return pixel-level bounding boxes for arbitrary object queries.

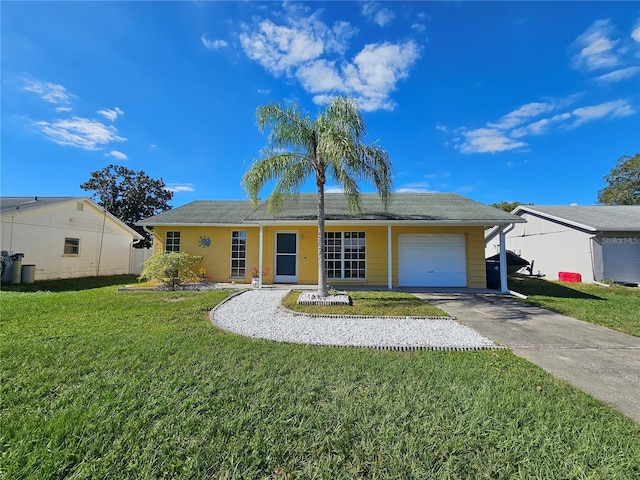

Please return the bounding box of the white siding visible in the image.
[486,213,596,282]
[1,199,139,280]
[132,248,154,275]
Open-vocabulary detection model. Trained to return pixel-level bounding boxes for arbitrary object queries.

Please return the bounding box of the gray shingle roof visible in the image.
[0,196,78,214]
[138,193,524,226]
[137,201,259,225]
[518,205,640,232]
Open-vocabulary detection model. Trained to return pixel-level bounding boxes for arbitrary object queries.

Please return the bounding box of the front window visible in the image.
[230,231,246,278]
[324,231,366,279]
[64,237,80,255]
[165,231,180,252]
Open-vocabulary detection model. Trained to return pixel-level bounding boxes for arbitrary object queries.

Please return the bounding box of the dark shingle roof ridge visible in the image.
[138,193,525,226]
[1,196,85,214]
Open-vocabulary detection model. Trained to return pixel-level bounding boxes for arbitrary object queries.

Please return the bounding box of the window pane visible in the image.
[230,231,247,277]
[276,255,296,275]
[277,233,296,253]
[64,238,79,255]
[324,231,366,280]
[165,231,180,252]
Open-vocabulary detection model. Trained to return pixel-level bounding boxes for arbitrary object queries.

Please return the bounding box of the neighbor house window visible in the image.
[64,237,80,255]
[324,231,366,279]
[165,231,181,252]
[230,231,246,278]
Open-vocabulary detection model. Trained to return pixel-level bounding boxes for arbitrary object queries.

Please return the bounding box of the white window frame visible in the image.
[324,231,366,280]
[230,230,247,278]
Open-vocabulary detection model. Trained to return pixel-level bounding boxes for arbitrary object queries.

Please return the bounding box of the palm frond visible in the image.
[257,101,315,154]
[241,152,305,207]
[267,159,314,213]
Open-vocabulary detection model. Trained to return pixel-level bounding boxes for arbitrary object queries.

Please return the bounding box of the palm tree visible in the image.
[242,96,393,297]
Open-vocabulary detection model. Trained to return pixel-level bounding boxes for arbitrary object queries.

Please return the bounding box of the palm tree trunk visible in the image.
[317,183,328,297]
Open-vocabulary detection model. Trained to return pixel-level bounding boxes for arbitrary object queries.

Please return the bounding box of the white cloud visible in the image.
[396,182,435,193]
[571,19,621,71]
[240,18,326,75]
[324,20,358,55]
[201,35,228,50]
[458,128,527,154]
[342,41,420,111]
[569,99,634,128]
[166,183,195,193]
[631,22,640,42]
[55,106,73,113]
[411,23,426,33]
[296,60,347,94]
[97,107,124,122]
[239,9,418,112]
[511,113,571,138]
[106,150,128,160]
[488,101,556,130]
[23,78,71,104]
[35,117,126,150]
[451,93,635,154]
[594,66,640,83]
[435,124,448,133]
[324,185,344,193]
[362,2,395,27]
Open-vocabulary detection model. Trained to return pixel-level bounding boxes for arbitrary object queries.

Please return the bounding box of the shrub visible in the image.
[138,252,203,289]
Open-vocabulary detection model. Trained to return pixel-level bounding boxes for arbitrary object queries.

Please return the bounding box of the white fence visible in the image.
[131,248,154,275]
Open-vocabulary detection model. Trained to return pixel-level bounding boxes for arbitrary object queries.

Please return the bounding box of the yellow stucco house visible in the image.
[137,193,523,289]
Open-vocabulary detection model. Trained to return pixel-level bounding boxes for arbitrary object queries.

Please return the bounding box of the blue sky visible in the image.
[2,1,639,208]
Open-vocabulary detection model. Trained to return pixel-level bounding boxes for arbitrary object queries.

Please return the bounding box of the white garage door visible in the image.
[398,234,467,287]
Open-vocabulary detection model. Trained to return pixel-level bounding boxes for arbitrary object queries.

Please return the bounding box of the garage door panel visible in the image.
[398,234,466,287]
[603,238,640,284]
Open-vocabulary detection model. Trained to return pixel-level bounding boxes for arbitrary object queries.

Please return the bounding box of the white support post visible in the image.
[499,226,508,293]
[387,224,393,290]
[258,225,264,288]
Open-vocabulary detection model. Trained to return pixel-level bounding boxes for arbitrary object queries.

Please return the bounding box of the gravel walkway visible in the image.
[210,289,497,350]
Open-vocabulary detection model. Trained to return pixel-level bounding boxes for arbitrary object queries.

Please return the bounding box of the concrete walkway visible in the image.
[414,292,640,423]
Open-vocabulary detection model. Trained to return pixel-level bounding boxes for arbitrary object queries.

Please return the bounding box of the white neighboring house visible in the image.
[1,196,144,281]
[485,205,640,285]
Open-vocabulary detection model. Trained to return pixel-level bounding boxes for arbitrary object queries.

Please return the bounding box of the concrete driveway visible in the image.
[413,291,640,424]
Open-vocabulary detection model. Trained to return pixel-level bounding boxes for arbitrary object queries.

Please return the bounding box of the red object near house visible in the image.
[558,271,582,282]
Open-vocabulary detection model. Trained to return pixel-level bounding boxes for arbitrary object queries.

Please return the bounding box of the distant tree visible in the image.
[490,201,530,213]
[242,97,392,297]
[138,252,203,290]
[598,153,640,205]
[80,164,173,247]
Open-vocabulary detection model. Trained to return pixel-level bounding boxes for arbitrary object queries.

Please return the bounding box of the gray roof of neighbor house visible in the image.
[137,193,525,226]
[0,196,78,214]
[514,205,640,232]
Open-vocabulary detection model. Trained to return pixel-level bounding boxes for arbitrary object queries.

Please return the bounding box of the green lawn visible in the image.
[2,276,639,479]
[510,276,640,337]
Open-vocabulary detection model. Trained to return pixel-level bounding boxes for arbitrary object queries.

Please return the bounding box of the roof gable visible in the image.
[1,196,143,239]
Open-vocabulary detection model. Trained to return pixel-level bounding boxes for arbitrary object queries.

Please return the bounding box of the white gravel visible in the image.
[210,289,497,350]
